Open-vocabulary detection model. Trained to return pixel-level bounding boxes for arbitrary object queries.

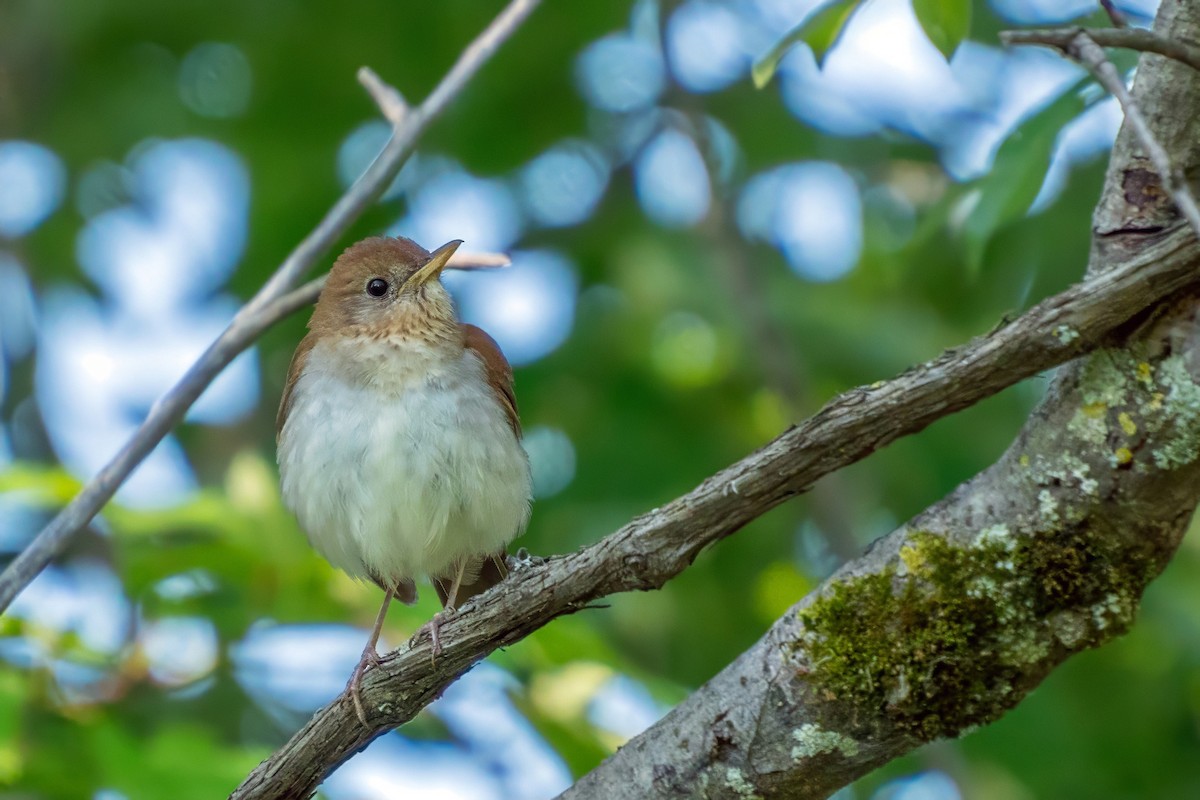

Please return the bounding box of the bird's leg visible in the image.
[349,585,394,726]
[426,560,468,660]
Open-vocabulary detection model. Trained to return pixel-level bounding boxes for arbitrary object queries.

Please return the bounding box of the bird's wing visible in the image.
[435,324,520,608]
[461,323,520,437]
[276,332,317,442]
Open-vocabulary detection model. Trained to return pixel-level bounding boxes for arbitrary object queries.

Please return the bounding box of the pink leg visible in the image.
[349,586,394,725]
[424,561,467,662]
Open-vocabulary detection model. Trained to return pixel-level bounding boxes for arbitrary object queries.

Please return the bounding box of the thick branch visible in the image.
[232,221,1200,799]
[567,4,1200,797]
[564,310,1200,797]
[0,0,542,613]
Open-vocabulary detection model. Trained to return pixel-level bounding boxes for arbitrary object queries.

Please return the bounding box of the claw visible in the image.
[349,644,383,725]
[422,606,457,665]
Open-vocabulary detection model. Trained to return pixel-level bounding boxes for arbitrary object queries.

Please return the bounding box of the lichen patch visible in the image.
[789,723,860,762]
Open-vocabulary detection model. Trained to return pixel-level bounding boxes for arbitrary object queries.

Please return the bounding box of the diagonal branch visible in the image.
[232,222,1200,799]
[0,0,543,614]
[564,8,1200,797]
[1100,0,1129,28]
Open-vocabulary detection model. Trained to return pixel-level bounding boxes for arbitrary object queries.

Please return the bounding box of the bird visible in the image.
[275,236,532,723]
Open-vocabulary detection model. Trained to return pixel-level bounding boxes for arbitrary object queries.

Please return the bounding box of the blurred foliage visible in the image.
[752,0,865,82]
[2,0,1199,798]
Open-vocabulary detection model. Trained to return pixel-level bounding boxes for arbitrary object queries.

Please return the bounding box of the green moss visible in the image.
[798,529,1153,741]
[792,347,1196,742]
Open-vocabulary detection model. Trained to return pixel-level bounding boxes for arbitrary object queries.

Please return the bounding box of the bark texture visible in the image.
[233,3,1200,798]
[562,3,1200,798]
[232,217,1200,799]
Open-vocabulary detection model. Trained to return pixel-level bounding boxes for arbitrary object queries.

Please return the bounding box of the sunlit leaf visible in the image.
[751,0,864,88]
[0,463,82,507]
[0,672,26,784]
[912,0,971,59]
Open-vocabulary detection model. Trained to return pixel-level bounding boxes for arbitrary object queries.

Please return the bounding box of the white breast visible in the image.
[276,336,532,587]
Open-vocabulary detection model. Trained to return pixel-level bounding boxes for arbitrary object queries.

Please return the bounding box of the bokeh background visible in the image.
[2,0,1198,797]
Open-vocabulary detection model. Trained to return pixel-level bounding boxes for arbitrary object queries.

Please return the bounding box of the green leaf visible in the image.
[961,79,1089,274]
[912,0,972,59]
[751,0,865,88]
[0,463,83,507]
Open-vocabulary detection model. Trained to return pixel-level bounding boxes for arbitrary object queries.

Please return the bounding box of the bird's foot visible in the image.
[507,548,545,571]
[348,644,383,726]
[421,606,457,665]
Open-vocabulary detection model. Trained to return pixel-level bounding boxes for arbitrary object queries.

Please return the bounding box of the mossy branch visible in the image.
[560,4,1200,798]
[233,218,1200,798]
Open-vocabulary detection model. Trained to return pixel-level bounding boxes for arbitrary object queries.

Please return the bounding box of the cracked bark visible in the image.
[561,3,1200,798]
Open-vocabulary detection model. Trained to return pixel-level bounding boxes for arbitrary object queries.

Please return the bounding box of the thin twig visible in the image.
[448,250,512,269]
[1100,0,1128,28]
[1070,32,1200,238]
[357,66,409,126]
[232,224,1200,799]
[1001,27,1200,74]
[0,0,543,614]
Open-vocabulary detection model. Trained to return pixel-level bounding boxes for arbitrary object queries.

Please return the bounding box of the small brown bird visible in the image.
[275,236,532,721]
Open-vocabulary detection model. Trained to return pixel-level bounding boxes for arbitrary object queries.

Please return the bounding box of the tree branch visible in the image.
[1001,27,1200,74]
[232,220,1200,798]
[356,66,408,126]
[1100,0,1129,28]
[0,0,543,614]
[564,4,1200,797]
[1003,28,1200,238]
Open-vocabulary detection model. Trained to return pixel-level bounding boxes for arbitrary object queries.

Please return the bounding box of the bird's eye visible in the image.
[366,278,389,297]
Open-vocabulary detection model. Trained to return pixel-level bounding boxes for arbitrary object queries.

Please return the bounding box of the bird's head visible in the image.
[309,236,464,340]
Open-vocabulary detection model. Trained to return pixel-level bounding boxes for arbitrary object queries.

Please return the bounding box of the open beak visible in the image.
[406,239,463,288]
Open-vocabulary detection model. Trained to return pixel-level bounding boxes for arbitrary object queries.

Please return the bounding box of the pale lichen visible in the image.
[789,723,860,762]
[1054,325,1080,345]
[1048,609,1089,648]
[1037,490,1059,525]
[973,524,1014,549]
[1068,350,1200,471]
[1147,355,1200,469]
[724,767,760,799]
[1067,403,1110,448]
[1079,351,1136,408]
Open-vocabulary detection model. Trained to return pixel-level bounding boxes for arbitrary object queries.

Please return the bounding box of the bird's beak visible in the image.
[406,239,464,288]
